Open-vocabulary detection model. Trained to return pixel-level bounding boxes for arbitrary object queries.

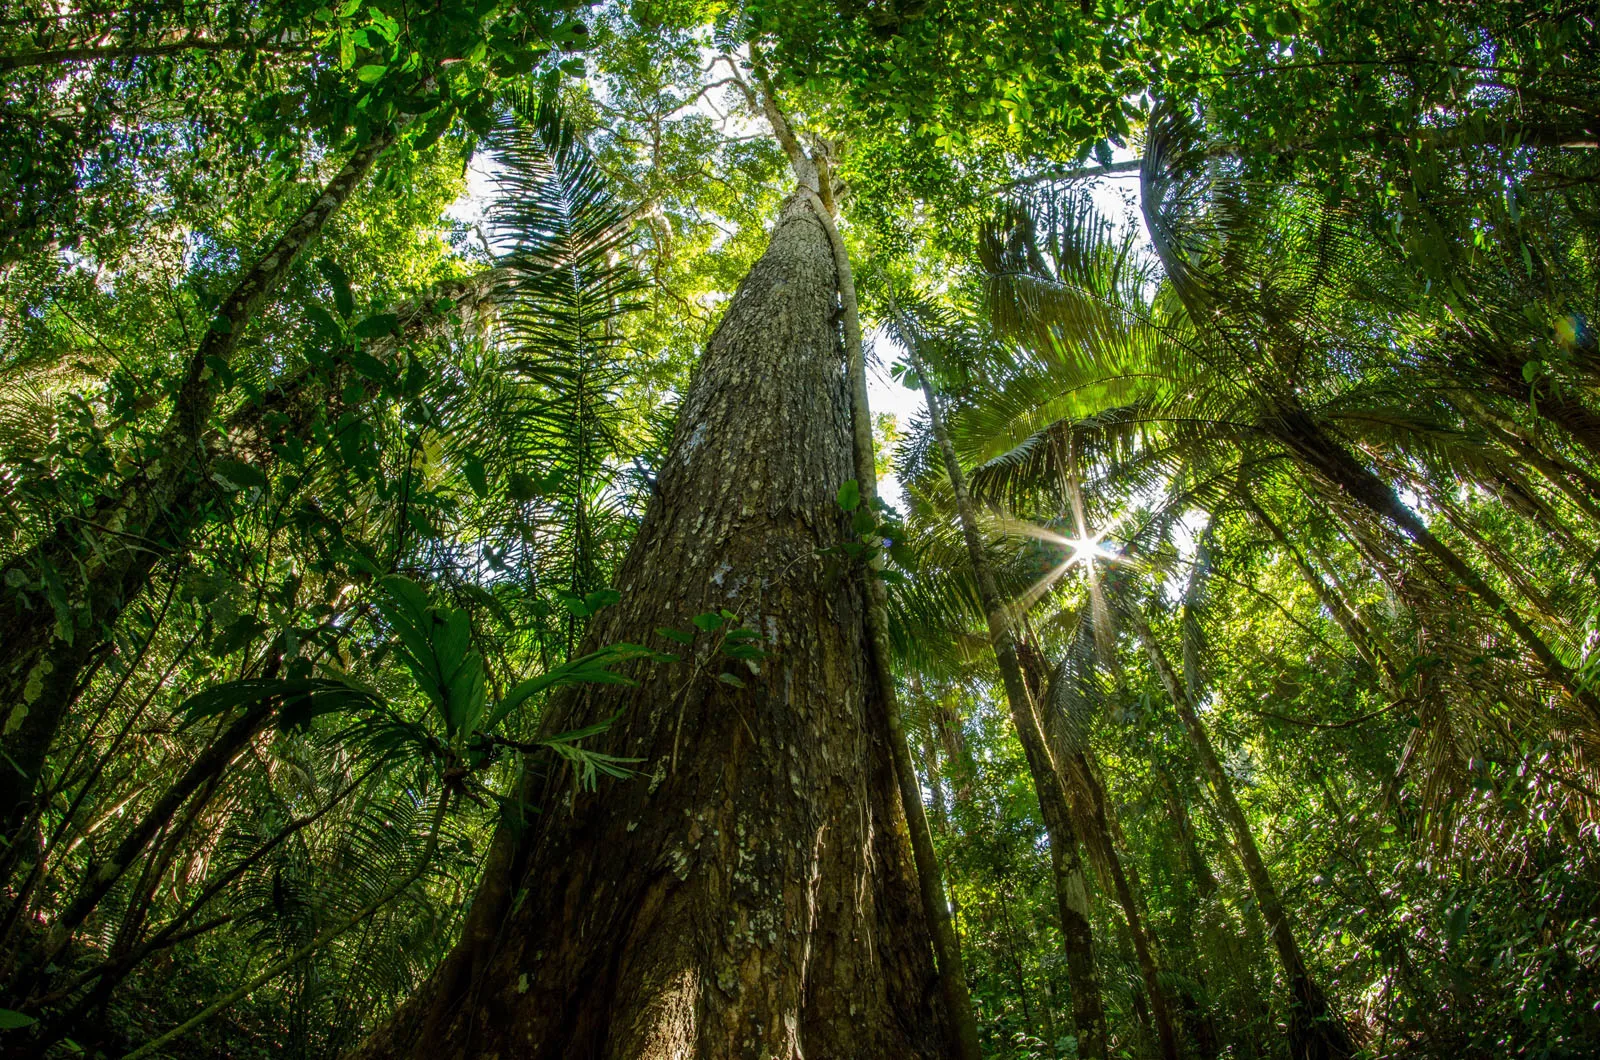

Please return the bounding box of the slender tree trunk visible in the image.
[0,126,400,846]
[1157,766,1216,900]
[1009,700,1110,1060]
[906,346,1111,1059]
[1017,640,1181,1060]
[994,886,1037,1040]
[1153,765,1224,1056]
[1074,749,1178,1060]
[1133,612,1353,1060]
[916,704,952,837]
[348,194,948,1059]
[31,701,275,968]
[1426,489,1557,618]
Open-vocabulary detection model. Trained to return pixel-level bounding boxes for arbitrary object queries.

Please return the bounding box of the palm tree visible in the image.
[962,107,1596,731]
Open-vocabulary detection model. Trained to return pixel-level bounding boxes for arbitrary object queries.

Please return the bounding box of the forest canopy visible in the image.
[0,0,1597,1057]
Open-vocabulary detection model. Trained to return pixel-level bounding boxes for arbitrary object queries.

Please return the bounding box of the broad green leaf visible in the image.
[353,312,399,338]
[583,588,621,613]
[209,615,268,657]
[316,258,355,318]
[305,304,342,340]
[213,459,269,493]
[463,454,488,498]
[179,677,375,727]
[482,649,640,733]
[836,479,861,511]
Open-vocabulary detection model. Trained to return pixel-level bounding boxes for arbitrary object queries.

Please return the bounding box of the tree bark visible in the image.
[1008,696,1109,1060]
[348,195,947,1059]
[818,183,982,1060]
[1133,612,1353,1060]
[1156,766,1216,900]
[905,346,1110,1059]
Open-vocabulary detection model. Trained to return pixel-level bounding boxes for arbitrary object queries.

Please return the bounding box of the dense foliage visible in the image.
[0,0,1596,1056]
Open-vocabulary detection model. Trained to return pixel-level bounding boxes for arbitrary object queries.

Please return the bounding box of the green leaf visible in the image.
[213,459,269,493]
[836,479,861,511]
[0,1009,36,1030]
[483,649,641,733]
[716,672,745,688]
[179,677,376,727]
[402,356,426,397]
[691,612,726,632]
[305,304,342,340]
[656,627,696,644]
[508,471,541,502]
[459,582,513,628]
[316,258,355,318]
[463,454,488,498]
[353,312,399,339]
[376,575,447,705]
[583,588,621,613]
[345,346,391,385]
[209,615,268,657]
[356,63,387,83]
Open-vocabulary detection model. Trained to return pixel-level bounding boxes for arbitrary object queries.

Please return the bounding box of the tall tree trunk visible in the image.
[1075,750,1177,1060]
[348,194,947,1059]
[1008,696,1110,1060]
[906,346,1112,1059]
[821,172,982,1060]
[915,698,952,837]
[1018,641,1182,1060]
[1133,612,1353,1060]
[0,126,400,848]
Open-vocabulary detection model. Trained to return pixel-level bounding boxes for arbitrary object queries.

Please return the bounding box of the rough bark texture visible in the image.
[1136,614,1353,1060]
[351,197,946,1060]
[815,189,980,1060]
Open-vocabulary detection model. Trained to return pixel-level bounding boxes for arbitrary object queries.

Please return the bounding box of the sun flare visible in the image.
[996,515,1125,609]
